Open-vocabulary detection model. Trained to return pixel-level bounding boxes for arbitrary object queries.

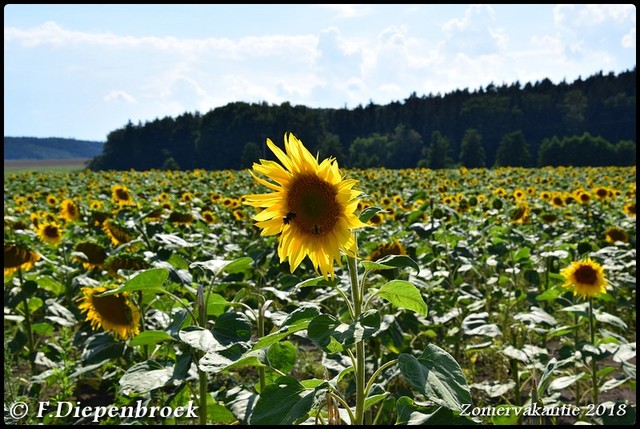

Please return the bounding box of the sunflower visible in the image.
[560,258,607,298]
[4,243,40,276]
[77,286,140,340]
[604,226,628,244]
[46,194,58,207]
[73,242,108,270]
[37,221,63,246]
[102,219,133,246]
[623,201,636,218]
[232,209,246,221]
[593,186,609,200]
[510,203,530,223]
[89,200,104,211]
[60,199,80,222]
[244,132,366,279]
[201,210,217,224]
[105,255,149,277]
[111,185,135,206]
[368,240,407,262]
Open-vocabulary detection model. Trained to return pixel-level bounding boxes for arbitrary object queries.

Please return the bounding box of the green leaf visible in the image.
[207,293,230,317]
[119,360,174,395]
[249,376,327,425]
[595,311,628,329]
[363,254,420,273]
[190,257,252,277]
[491,405,522,425]
[99,268,169,296]
[375,280,428,316]
[253,323,309,350]
[364,392,389,412]
[547,374,584,393]
[179,327,219,352]
[294,276,338,289]
[208,403,237,425]
[31,322,54,336]
[130,330,174,347]
[398,344,471,412]
[267,341,296,374]
[396,397,477,425]
[359,206,384,223]
[535,285,562,302]
[36,276,65,296]
[307,311,381,353]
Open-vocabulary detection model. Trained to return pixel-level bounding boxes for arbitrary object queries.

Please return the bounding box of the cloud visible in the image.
[103,90,136,104]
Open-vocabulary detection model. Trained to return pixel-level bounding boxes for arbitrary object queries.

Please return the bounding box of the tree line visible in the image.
[88,68,636,171]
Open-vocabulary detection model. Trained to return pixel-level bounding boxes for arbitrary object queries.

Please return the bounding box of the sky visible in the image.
[4,4,636,141]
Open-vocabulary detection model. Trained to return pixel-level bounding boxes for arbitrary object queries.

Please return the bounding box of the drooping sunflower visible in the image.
[604,226,628,244]
[560,258,607,298]
[73,242,108,270]
[244,133,367,279]
[102,219,133,246]
[368,240,407,262]
[60,198,80,222]
[37,221,63,246]
[4,243,41,276]
[77,286,140,340]
[510,203,530,223]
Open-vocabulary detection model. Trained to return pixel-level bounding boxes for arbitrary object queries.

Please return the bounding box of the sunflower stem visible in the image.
[347,255,365,426]
[588,297,599,405]
[257,300,267,392]
[18,269,35,373]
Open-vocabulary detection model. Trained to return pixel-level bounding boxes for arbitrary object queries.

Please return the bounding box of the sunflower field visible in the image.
[4,135,636,425]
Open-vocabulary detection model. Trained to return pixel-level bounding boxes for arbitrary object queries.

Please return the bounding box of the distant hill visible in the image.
[4,137,105,160]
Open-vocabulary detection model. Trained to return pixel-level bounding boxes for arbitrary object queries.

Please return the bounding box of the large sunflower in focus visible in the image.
[560,258,607,298]
[77,286,140,340]
[245,133,367,279]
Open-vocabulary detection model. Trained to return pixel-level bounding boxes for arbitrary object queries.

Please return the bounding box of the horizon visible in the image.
[3,66,635,142]
[4,4,636,141]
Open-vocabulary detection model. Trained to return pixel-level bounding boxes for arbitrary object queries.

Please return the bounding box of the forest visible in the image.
[87,68,636,171]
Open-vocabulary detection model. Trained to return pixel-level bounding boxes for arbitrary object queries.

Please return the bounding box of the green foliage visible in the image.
[84,68,635,171]
[459,128,486,168]
[4,137,104,160]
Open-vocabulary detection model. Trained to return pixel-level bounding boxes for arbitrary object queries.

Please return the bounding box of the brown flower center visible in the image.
[44,225,60,238]
[286,174,339,236]
[91,294,132,326]
[116,188,130,201]
[575,265,597,285]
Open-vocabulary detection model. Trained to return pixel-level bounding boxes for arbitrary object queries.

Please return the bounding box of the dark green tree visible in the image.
[427,131,453,169]
[459,128,486,168]
[495,130,531,167]
[241,142,262,169]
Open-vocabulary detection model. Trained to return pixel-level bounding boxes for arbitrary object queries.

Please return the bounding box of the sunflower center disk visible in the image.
[575,266,597,285]
[286,175,339,236]
[92,294,132,326]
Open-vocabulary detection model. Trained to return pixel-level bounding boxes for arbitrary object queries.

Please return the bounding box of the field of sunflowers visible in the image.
[4,135,636,425]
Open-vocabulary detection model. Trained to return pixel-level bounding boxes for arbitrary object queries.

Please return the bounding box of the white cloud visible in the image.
[103,90,136,103]
[622,27,636,48]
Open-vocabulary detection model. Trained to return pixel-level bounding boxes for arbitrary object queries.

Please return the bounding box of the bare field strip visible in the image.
[4,158,91,173]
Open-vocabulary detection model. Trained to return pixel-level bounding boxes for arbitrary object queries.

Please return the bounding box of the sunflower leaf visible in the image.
[362,254,420,273]
[98,268,169,296]
[359,206,384,223]
[374,280,428,317]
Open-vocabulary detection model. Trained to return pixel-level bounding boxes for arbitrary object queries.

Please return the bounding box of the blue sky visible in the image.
[4,4,636,141]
